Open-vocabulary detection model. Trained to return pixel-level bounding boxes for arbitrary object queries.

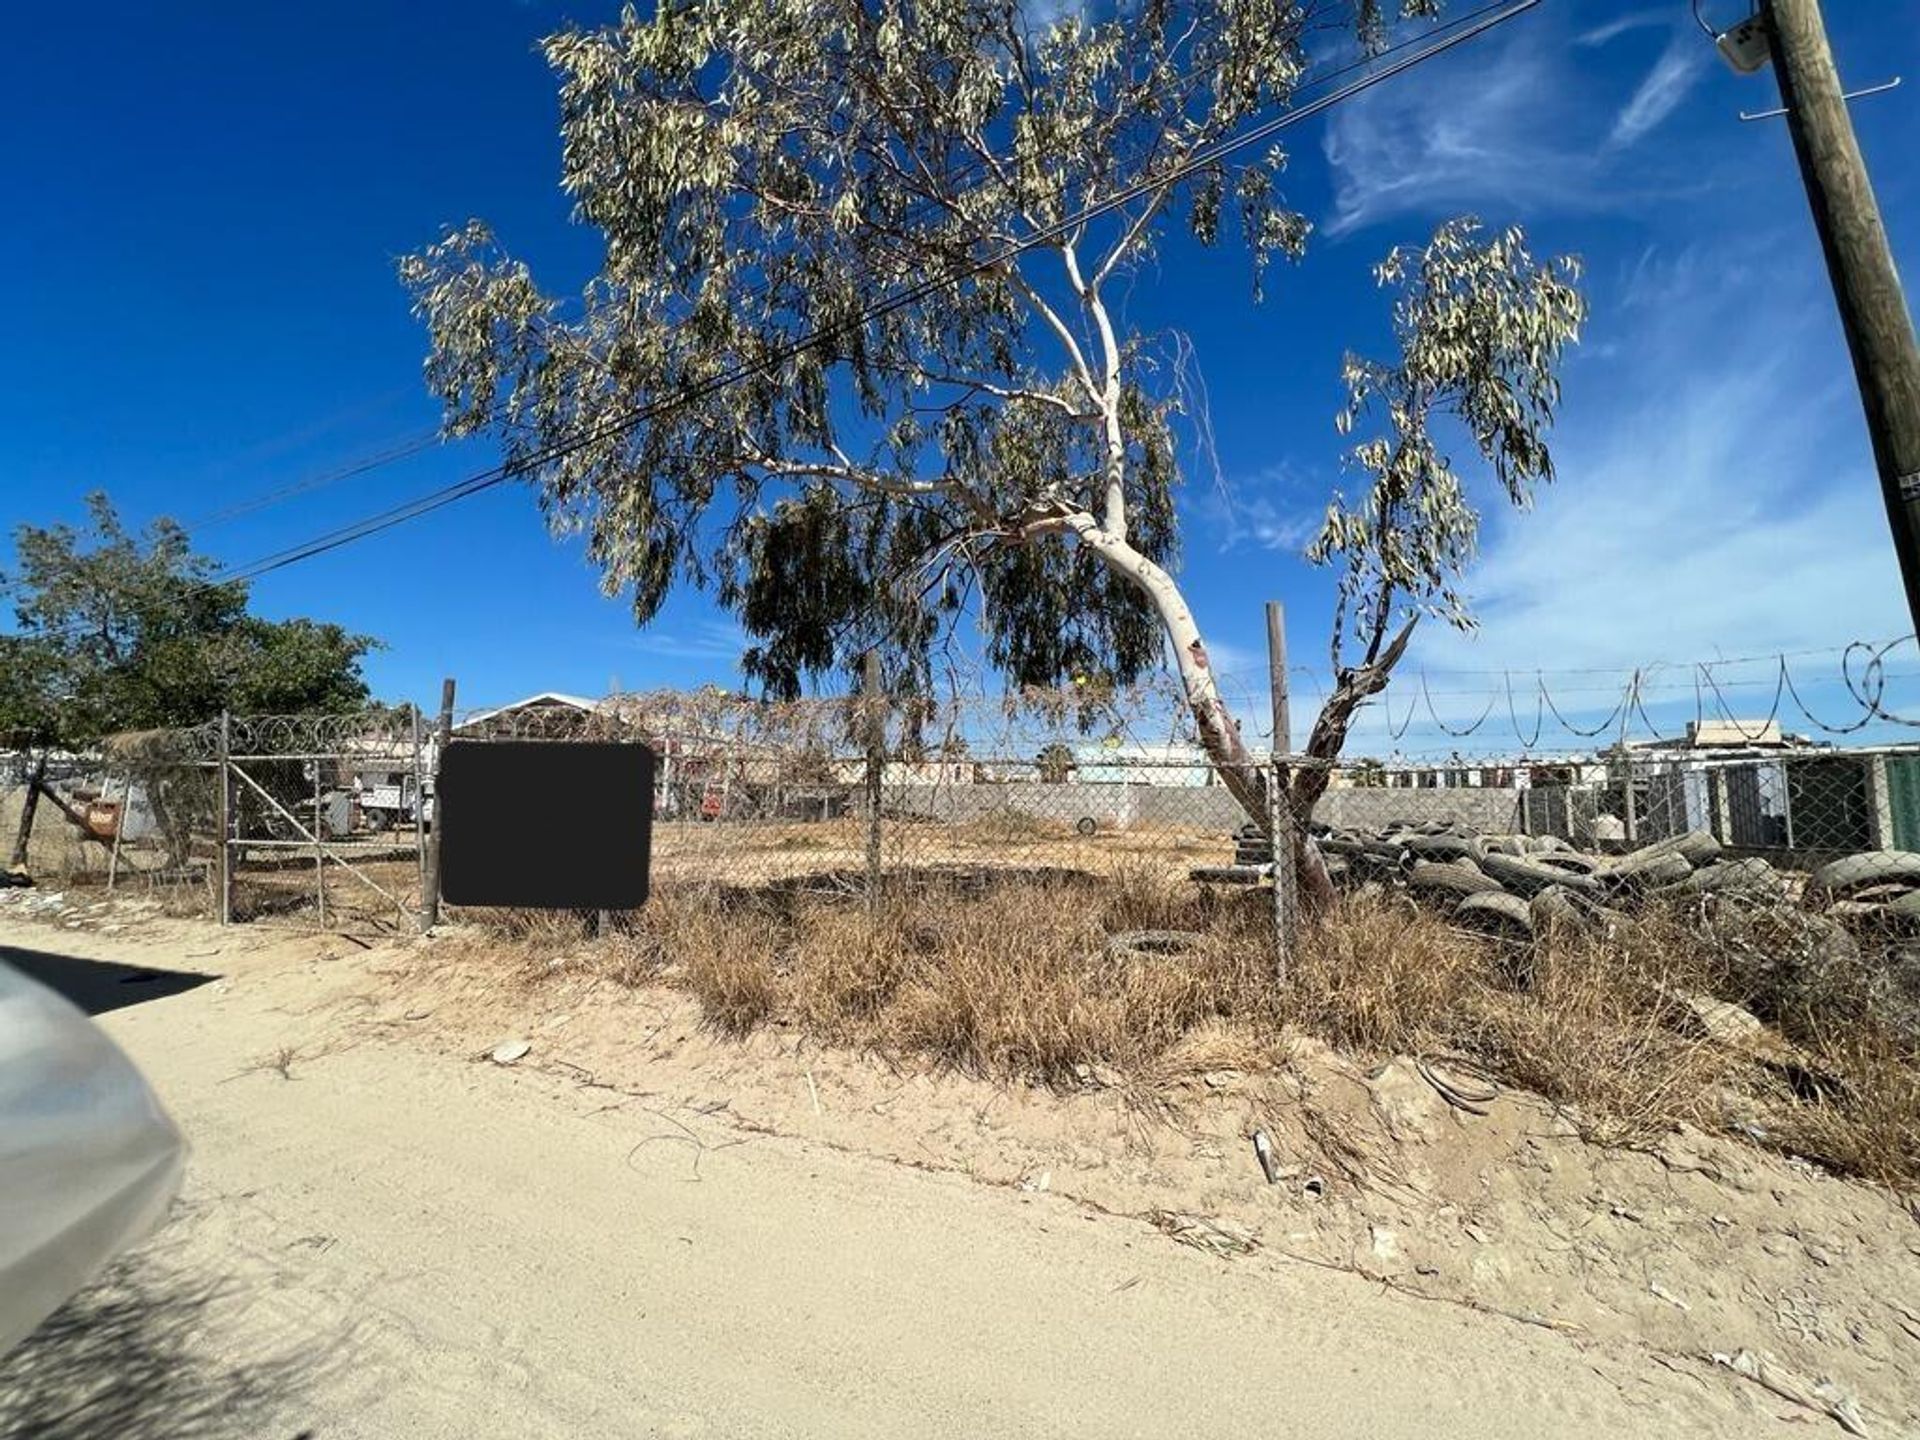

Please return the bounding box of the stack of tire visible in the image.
[1311,822,1797,944]
[1233,824,1274,868]
[1803,850,1920,929]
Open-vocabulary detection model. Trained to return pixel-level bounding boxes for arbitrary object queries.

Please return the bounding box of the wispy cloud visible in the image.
[1408,241,1907,684]
[1197,460,1327,555]
[634,619,749,662]
[1608,33,1709,148]
[1320,15,1709,236]
[1576,11,1669,48]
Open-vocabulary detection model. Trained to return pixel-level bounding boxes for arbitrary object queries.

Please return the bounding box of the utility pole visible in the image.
[1760,0,1920,636]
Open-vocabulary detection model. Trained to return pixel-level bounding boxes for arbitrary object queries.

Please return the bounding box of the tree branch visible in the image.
[910,370,1098,420]
[1003,265,1100,406]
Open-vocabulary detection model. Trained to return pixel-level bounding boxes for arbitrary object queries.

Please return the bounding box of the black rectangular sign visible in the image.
[437,741,655,909]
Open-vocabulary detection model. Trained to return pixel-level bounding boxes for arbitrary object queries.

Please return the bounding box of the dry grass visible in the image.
[1757,1016,1920,1188]
[470,871,1920,1188]
[950,810,1076,844]
[1285,898,1735,1146]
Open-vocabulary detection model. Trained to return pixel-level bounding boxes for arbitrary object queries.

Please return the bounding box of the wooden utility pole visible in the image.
[1762,0,1920,635]
[420,678,456,932]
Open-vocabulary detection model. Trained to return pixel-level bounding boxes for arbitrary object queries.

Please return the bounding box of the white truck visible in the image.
[355,769,434,832]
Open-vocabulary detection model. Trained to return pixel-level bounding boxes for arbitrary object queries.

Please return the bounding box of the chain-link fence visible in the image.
[12,684,1920,968]
[4,712,429,933]
[446,688,1255,900]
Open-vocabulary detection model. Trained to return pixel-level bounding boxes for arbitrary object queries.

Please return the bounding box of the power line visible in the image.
[25,0,1540,624]
[5,0,1525,602]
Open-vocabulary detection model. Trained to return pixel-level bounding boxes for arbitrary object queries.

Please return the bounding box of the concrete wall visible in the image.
[880,781,1141,828]
[1316,786,1523,835]
[879,778,1527,836]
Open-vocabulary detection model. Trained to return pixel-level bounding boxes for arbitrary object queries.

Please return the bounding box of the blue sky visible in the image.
[6,1,1920,754]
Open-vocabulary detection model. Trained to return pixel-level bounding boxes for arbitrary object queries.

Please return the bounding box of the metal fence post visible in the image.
[421,678,456,932]
[863,652,884,910]
[313,761,327,927]
[217,710,233,925]
[411,706,428,903]
[106,772,127,892]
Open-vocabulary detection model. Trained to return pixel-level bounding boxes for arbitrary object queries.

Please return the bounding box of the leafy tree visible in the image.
[1292,220,1584,854]
[1,493,377,746]
[1346,757,1387,789]
[403,0,1581,901]
[1036,741,1076,784]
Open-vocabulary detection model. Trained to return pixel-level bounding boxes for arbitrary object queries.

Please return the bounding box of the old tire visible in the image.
[1074,816,1099,837]
[1530,885,1592,936]
[1596,848,1693,891]
[1880,890,1920,933]
[1455,891,1534,942]
[1403,833,1480,864]
[1806,850,1920,903]
[1676,857,1786,900]
[1643,830,1723,867]
[1407,859,1504,904]
[1483,851,1599,897]
[1532,851,1602,876]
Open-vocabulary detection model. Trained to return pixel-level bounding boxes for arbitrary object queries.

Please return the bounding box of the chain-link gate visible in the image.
[207,711,430,934]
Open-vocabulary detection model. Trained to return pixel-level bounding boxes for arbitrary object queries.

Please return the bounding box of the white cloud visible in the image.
[1197,460,1327,555]
[1408,245,1907,688]
[633,619,749,662]
[1608,33,1709,149]
[1319,14,1709,236]
[1576,11,1669,48]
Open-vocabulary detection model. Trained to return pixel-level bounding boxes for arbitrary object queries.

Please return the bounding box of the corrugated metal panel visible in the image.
[1887,756,1920,851]
[1723,762,1790,848]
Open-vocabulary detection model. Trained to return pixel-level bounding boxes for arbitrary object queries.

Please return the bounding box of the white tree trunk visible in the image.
[1060,516,1266,826]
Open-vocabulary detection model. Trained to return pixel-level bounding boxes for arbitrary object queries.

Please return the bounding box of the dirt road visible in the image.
[0,918,1771,1438]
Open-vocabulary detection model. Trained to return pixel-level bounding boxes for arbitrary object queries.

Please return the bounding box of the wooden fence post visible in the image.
[863,652,884,910]
[1266,602,1295,983]
[421,679,456,932]
[8,748,47,871]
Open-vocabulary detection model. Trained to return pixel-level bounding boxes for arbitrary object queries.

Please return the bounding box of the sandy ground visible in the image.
[0,903,1911,1438]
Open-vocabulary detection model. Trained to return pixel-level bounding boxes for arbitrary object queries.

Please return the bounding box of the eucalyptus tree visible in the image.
[403,0,1583,893]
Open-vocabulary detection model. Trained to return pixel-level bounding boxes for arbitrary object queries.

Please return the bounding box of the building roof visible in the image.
[455,693,601,730]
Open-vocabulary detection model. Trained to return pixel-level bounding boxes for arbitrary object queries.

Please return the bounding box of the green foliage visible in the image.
[1037,741,1076,783]
[1346,757,1388,787]
[0,494,378,745]
[1310,219,1586,664]
[400,0,1438,702]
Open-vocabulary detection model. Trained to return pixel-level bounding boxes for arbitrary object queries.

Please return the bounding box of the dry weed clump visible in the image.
[1758,1017,1920,1189]
[466,872,1920,1186]
[598,867,1277,1083]
[1282,896,1731,1145]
